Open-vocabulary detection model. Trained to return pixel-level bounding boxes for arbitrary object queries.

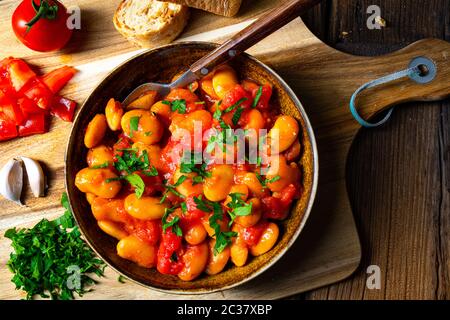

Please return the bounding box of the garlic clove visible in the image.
[0,159,23,205]
[20,156,46,198]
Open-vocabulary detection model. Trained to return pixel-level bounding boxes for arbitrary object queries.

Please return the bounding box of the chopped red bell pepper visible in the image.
[18,112,48,137]
[17,97,42,115]
[41,66,77,94]
[6,58,36,92]
[0,115,18,141]
[49,96,77,122]
[0,57,77,140]
[0,91,25,125]
[21,78,53,110]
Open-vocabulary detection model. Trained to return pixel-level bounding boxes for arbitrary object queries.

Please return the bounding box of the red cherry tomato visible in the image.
[12,0,73,52]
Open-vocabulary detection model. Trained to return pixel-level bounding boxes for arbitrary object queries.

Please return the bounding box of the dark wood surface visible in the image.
[295,0,450,300]
[190,0,322,76]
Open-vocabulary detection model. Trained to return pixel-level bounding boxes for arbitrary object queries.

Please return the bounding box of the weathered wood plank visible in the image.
[301,0,450,300]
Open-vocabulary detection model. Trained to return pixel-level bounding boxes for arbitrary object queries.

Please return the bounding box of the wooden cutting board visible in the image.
[1,0,449,300]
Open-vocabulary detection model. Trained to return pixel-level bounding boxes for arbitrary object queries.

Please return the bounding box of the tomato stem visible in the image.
[25,0,59,33]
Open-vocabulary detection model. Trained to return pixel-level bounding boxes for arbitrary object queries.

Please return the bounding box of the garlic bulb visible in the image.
[0,159,23,205]
[20,157,46,197]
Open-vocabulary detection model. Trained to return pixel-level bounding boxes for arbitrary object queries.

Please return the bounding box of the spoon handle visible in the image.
[190,0,322,77]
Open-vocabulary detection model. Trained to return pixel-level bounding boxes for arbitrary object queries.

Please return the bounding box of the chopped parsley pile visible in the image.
[4,193,105,300]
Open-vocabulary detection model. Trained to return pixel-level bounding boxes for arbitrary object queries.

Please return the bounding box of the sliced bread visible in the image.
[166,0,242,17]
[113,0,189,48]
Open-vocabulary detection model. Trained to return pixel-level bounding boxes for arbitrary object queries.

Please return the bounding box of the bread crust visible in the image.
[167,0,242,17]
[113,0,190,48]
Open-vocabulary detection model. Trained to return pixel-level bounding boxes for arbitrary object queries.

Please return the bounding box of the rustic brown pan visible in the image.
[65,42,319,293]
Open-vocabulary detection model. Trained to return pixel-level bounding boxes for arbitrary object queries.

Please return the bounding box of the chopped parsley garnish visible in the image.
[180,202,188,214]
[162,207,183,236]
[232,106,244,126]
[180,152,211,181]
[193,195,213,213]
[129,116,140,138]
[114,149,156,175]
[252,86,263,108]
[109,149,158,198]
[90,162,109,169]
[256,173,281,187]
[5,193,105,300]
[160,176,187,203]
[226,193,253,226]
[210,202,237,255]
[163,99,186,114]
[118,275,127,283]
[124,174,145,198]
[192,196,237,254]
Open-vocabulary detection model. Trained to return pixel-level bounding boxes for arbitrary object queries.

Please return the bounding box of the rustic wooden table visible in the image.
[297,0,450,300]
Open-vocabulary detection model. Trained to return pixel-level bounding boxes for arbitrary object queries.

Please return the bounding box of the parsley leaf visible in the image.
[232,106,244,126]
[5,193,105,300]
[180,152,211,179]
[252,86,263,108]
[162,208,183,236]
[208,202,237,255]
[118,275,127,283]
[114,149,155,175]
[256,173,281,188]
[224,97,248,113]
[169,99,187,114]
[90,162,109,169]
[226,193,253,226]
[124,174,145,198]
[129,116,140,138]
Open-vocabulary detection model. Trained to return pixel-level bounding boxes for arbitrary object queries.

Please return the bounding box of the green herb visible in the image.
[160,176,187,203]
[118,275,126,283]
[114,149,154,174]
[170,252,178,262]
[90,162,109,169]
[252,86,263,108]
[144,131,152,136]
[162,208,183,236]
[173,175,187,187]
[224,97,247,113]
[226,193,252,226]
[188,83,194,92]
[180,202,188,214]
[180,152,211,179]
[193,195,213,213]
[141,165,159,177]
[170,99,187,114]
[256,173,281,188]
[232,106,244,126]
[266,175,281,184]
[195,101,205,105]
[162,100,171,105]
[124,174,145,198]
[208,202,237,255]
[192,175,204,185]
[5,193,105,300]
[129,116,140,138]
